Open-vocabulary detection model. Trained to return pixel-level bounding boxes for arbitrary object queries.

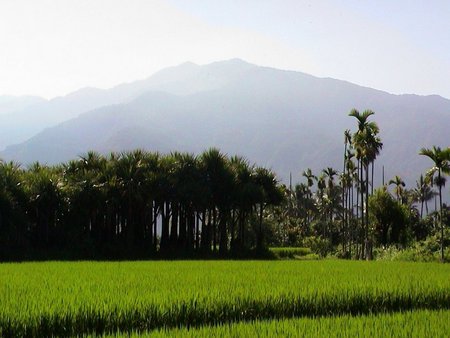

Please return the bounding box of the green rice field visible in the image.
[127,310,450,337]
[1,260,449,336]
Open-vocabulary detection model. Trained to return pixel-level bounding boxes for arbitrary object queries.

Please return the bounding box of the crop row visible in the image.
[122,310,450,338]
[1,260,450,336]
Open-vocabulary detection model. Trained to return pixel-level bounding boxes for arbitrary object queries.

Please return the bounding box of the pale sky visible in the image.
[0,0,449,100]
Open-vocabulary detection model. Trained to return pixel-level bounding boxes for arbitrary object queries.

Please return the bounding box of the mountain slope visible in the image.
[2,60,449,187]
[0,59,258,150]
[0,95,46,115]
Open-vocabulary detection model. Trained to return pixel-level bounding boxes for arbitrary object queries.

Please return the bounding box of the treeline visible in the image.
[269,110,450,261]
[0,149,283,260]
[1,109,449,262]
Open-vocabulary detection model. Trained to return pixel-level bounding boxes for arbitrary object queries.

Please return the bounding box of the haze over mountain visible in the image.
[0,60,258,150]
[0,95,46,115]
[1,59,449,187]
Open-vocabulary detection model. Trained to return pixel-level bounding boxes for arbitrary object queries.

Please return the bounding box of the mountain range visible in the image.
[0,95,45,116]
[1,59,449,187]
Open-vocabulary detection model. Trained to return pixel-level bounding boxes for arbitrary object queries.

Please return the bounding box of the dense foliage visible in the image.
[265,110,450,261]
[0,149,283,259]
[0,109,449,260]
[1,260,450,336]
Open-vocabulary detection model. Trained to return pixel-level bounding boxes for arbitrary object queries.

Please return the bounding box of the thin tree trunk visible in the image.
[179,206,187,249]
[195,212,200,251]
[170,202,179,247]
[360,160,365,259]
[212,208,217,252]
[342,140,347,254]
[420,197,424,219]
[153,204,158,252]
[148,202,153,250]
[230,208,236,250]
[160,202,170,251]
[219,209,228,255]
[349,183,353,257]
[257,203,264,250]
[438,170,444,262]
[187,208,195,252]
[371,162,374,195]
[365,164,371,260]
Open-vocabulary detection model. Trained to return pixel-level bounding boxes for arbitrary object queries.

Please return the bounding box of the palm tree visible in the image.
[229,155,258,252]
[389,175,406,203]
[315,173,327,237]
[322,167,338,224]
[346,150,358,251]
[0,160,28,253]
[25,163,63,247]
[171,152,203,251]
[294,183,310,233]
[420,146,450,262]
[302,168,317,226]
[414,174,435,218]
[340,171,352,254]
[200,148,234,253]
[154,153,176,252]
[342,130,352,253]
[254,167,283,249]
[302,168,317,190]
[349,109,382,259]
[63,152,108,247]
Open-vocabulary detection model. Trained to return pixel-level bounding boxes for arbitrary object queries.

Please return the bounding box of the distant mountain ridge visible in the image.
[0,59,263,150]
[0,95,46,115]
[1,59,449,188]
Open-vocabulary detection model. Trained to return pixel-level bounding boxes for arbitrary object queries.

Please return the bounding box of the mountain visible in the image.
[0,59,254,150]
[2,59,450,188]
[0,95,46,115]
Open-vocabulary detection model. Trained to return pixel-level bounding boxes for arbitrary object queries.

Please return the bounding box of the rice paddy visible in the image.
[140,310,450,337]
[1,260,449,336]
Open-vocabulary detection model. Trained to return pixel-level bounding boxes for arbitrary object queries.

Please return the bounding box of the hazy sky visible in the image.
[1,0,449,99]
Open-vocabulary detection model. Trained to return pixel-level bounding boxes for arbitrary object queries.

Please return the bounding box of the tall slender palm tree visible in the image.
[389,175,406,203]
[200,148,234,253]
[254,167,283,249]
[302,168,317,226]
[414,174,435,218]
[322,167,338,225]
[315,173,327,237]
[294,183,310,233]
[420,146,450,262]
[349,108,382,260]
[342,130,352,252]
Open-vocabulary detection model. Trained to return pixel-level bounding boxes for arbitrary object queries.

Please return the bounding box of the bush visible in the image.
[269,247,311,259]
[374,236,450,262]
[301,236,333,258]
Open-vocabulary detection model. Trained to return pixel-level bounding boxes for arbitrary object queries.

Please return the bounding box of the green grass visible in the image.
[269,247,312,259]
[1,260,450,336]
[131,310,450,337]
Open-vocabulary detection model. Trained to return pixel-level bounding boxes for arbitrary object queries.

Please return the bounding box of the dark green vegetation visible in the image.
[0,109,449,336]
[0,149,282,260]
[1,260,450,336]
[0,109,449,261]
[268,247,313,259]
[270,110,450,262]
